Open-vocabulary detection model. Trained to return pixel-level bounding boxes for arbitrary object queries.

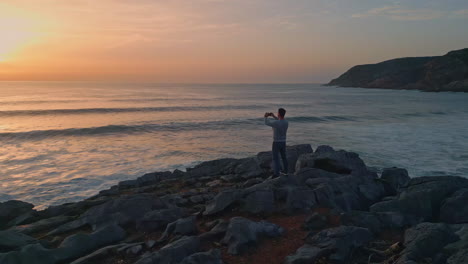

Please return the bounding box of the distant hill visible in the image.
[328,48,468,92]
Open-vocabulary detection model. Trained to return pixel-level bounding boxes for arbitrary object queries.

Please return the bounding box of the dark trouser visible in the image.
[272,141,288,176]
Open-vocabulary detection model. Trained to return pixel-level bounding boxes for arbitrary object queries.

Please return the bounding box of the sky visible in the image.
[0,0,467,83]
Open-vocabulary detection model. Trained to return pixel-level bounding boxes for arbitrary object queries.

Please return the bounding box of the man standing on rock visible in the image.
[264,108,289,177]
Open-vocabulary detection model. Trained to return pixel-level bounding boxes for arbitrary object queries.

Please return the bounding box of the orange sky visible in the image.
[0,0,467,83]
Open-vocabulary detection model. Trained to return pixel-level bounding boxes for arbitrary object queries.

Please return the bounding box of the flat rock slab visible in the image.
[221,217,284,255]
[135,236,200,264]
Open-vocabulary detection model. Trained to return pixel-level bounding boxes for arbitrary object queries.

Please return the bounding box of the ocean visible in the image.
[1,82,467,209]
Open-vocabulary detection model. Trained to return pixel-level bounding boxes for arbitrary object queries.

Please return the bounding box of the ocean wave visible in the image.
[0,105,266,117]
[0,115,356,140]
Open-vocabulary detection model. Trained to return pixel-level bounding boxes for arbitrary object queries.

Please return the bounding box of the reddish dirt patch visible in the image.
[221,214,308,264]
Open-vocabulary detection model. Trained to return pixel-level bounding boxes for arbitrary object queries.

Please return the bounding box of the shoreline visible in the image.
[1,144,467,263]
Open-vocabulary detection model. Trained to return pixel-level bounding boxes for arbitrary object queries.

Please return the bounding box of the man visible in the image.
[264,108,289,177]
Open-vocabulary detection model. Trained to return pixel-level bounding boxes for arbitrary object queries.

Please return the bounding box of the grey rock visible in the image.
[285,244,332,264]
[0,200,35,229]
[381,167,410,194]
[221,217,284,255]
[257,144,313,174]
[397,222,458,263]
[12,215,74,235]
[242,178,263,188]
[306,226,373,263]
[58,223,126,260]
[303,212,328,230]
[341,211,381,234]
[0,243,60,264]
[241,189,275,214]
[126,244,143,255]
[220,174,241,183]
[206,180,222,188]
[295,146,367,175]
[135,236,200,264]
[159,216,198,241]
[49,194,167,235]
[199,220,228,242]
[6,212,37,228]
[297,168,342,184]
[0,230,37,251]
[203,190,242,216]
[447,248,468,264]
[124,171,174,188]
[440,188,468,223]
[189,195,205,204]
[285,187,316,212]
[180,249,223,264]
[376,211,421,229]
[187,157,262,179]
[0,224,126,264]
[146,240,156,249]
[371,176,468,222]
[137,207,188,232]
[41,198,107,218]
[69,243,129,264]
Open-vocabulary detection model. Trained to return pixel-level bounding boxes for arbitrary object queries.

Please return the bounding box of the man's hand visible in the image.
[264,112,269,118]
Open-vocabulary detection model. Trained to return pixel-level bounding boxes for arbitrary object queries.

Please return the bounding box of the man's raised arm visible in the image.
[264,112,278,127]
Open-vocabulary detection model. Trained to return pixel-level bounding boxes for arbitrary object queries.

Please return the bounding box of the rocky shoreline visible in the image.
[1,144,467,264]
[327,48,468,92]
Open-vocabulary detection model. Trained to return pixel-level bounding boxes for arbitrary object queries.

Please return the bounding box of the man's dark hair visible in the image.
[278,108,286,117]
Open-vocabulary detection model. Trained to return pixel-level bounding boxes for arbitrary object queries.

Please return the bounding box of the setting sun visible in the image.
[0,6,42,62]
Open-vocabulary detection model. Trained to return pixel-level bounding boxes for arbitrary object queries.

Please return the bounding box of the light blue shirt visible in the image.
[265,118,288,142]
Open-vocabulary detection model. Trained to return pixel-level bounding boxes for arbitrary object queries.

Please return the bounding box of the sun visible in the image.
[0,6,43,62]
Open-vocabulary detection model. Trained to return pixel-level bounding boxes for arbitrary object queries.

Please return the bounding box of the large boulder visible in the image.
[199,220,228,243]
[187,157,262,179]
[396,222,458,263]
[284,244,332,264]
[241,189,275,214]
[284,187,316,212]
[0,230,37,251]
[159,216,198,242]
[440,188,468,224]
[58,223,126,260]
[371,176,468,222]
[136,207,188,232]
[135,236,200,264]
[180,249,223,264]
[221,217,284,255]
[0,243,60,264]
[49,194,167,235]
[203,190,242,216]
[305,226,373,263]
[295,146,367,175]
[296,168,342,184]
[118,171,175,189]
[380,167,410,195]
[340,211,382,234]
[0,223,126,264]
[256,144,313,173]
[12,216,74,235]
[445,224,468,264]
[0,201,35,229]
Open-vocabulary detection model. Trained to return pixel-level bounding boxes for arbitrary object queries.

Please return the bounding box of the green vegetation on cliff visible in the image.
[328,48,468,92]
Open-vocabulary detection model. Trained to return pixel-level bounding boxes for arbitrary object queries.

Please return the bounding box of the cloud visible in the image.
[453,9,468,18]
[352,5,445,21]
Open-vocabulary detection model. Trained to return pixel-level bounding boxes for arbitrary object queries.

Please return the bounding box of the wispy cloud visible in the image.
[453,9,468,17]
[352,5,445,21]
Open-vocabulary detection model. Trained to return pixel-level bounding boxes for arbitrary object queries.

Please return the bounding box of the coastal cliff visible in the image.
[328,48,468,92]
[1,144,467,264]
